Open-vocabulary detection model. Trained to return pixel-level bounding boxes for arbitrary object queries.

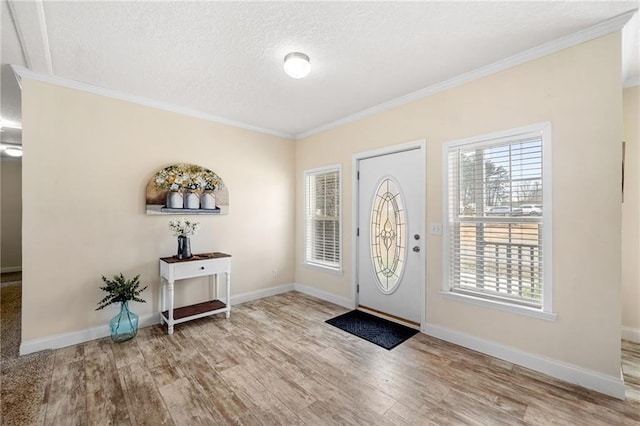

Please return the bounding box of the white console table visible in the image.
[159,252,231,335]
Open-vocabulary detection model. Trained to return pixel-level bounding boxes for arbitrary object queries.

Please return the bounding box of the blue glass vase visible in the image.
[110,301,139,343]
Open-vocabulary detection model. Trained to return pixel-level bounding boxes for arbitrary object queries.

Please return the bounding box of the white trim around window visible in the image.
[304,164,343,273]
[442,122,556,320]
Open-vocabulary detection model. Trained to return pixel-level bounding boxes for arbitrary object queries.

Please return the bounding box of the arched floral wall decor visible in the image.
[145,163,229,215]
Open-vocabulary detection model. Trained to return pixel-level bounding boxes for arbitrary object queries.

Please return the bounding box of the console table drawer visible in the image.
[172,258,230,279]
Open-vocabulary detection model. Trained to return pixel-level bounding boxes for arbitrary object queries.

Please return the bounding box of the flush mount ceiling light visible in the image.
[283,52,311,79]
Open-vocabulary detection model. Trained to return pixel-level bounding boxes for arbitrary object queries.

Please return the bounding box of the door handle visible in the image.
[413,246,420,252]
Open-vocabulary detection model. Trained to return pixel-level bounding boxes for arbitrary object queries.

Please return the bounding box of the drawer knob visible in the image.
[200,266,205,270]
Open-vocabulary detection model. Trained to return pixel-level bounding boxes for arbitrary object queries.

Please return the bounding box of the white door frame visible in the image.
[351,139,427,330]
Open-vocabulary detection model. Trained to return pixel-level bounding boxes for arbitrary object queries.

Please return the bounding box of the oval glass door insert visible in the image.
[370,177,407,293]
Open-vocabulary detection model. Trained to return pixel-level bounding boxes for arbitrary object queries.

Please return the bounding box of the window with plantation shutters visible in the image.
[443,123,554,317]
[304,166,341,271]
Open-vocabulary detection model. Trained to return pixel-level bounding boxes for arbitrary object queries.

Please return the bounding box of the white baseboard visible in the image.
[230,283,294,306]
[424,323,626,400]
[1,266,22,273]
[622,326,640,344]
[20,283,296,356]
[20,313,160,356]
[294,283,355,309]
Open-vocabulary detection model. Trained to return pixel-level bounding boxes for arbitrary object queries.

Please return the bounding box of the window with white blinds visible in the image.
[304,166,341,271]
[443,124,552,313]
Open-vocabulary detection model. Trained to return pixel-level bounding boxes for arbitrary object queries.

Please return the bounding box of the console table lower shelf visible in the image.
[160,299,227,325]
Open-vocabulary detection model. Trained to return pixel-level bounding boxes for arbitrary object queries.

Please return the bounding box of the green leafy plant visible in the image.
[96,273,147,310]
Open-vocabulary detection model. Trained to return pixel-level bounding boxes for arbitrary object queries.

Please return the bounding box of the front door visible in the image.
[357,146,424,325]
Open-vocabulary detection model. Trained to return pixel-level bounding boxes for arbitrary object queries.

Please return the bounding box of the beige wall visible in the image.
[296,33,623,377]
[622,85,640,335]
[21,79,295,341]
[1,158,22,270]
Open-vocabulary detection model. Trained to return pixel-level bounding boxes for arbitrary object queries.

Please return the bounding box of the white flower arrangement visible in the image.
[169,217,200,237]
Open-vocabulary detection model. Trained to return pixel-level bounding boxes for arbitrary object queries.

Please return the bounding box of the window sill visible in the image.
[439,291,557,321]
[303,262,343,276]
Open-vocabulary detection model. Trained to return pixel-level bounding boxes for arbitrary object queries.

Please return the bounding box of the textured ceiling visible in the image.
[1,1,639,141]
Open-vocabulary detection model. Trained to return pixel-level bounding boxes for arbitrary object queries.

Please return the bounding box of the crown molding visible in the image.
[10,65,295,140]
[9,8,636,141]
[34,0,53,74]
[7,0,53,74]
[296,9,638,140]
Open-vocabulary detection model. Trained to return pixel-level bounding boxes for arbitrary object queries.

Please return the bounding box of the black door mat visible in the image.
[325,309,419,350]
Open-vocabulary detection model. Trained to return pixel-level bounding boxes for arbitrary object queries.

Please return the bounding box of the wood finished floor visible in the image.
[33,292,640,425]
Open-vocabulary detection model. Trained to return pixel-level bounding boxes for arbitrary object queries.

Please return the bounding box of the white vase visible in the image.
[184,190,200,209]
[201,191,216,210]
[166,191,183,209]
